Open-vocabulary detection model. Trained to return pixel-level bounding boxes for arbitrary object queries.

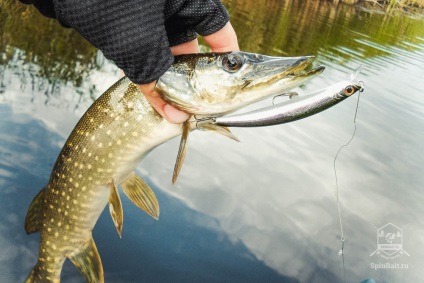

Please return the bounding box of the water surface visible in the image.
[1,1,423,282]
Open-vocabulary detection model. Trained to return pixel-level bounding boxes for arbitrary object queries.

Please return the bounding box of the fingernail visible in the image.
[164,104,189,124]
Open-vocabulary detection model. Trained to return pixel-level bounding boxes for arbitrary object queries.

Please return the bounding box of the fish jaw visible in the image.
[156,52,323,115]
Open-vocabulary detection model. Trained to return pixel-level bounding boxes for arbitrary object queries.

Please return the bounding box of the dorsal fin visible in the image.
[198,123,240,142]
[68,237,104,283]
[108,180,123,238]
[121,172,159,219]
[172,121,190,184]
[25,187,46,234]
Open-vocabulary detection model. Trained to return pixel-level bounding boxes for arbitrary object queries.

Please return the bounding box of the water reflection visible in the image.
[1,1,424,282]
[0,102,290,282]
[224,0,424,56]
[0,1,99,88]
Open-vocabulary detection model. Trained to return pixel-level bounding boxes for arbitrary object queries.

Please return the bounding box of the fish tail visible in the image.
[24,261,60,283]
[68,237,104,283]
[25,237,103,283]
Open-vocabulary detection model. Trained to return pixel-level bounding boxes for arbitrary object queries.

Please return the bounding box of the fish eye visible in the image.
[222,54,244,73]
[344,85,355,95]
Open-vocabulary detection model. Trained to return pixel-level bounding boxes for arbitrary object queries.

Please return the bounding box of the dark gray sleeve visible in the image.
[165,0,230,47]
[19,0,230,84]
[52,0,173,84]
[19,0,57,18]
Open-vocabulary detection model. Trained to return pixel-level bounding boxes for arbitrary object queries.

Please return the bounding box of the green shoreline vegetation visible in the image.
[339,0,424,13]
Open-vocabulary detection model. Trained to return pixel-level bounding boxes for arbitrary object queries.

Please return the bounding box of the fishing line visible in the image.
[333,81,364,282]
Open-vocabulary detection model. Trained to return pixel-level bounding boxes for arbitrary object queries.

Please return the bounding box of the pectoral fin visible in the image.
[68,237,104,283]
[172,121,190,184]
[108,180,123,238]
[198,124,240,142]
[25,187,46,234]
[121,173,159,219]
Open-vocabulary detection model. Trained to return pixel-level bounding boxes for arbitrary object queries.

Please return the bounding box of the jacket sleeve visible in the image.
[53,0,174,84]
[164,0,230,47]
[19,0,230,84]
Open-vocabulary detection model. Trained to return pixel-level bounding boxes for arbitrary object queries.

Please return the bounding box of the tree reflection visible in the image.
[224,0,424,57]
[0,1,99,90]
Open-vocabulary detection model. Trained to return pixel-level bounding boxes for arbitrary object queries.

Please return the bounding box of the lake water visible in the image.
[1,1,423,282]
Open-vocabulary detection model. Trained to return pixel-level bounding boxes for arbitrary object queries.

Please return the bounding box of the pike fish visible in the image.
[24,52,323,283]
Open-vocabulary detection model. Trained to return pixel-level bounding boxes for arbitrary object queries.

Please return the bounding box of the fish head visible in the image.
[156,52,325,115]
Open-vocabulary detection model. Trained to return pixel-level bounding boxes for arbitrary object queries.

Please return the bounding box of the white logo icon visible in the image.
[370,223,409,259]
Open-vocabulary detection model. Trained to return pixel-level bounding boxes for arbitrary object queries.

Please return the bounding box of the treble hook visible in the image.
[193,115,216,129]
[272,92,299,105]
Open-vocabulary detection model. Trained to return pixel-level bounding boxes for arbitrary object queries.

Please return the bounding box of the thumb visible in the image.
[203,22,239,52]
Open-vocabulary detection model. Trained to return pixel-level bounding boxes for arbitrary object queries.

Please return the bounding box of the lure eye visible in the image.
[222,54,244,73]
[344,85,356,96]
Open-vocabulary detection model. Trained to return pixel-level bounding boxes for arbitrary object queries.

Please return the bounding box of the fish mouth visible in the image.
[240,53,324,90]
[299,65,326,77]
[277,65,326,85]
[275,55,316,76]
[248,54,315,76]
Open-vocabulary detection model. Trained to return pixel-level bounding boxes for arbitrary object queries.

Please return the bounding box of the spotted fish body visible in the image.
[25,52,323,282]
[25,78,181,282]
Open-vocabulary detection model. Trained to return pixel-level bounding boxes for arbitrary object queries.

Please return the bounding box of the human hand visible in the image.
[139,22,239,124]
[22,0,239,124]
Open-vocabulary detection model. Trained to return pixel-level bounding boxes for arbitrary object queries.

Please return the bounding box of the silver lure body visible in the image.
[210,81,363,127]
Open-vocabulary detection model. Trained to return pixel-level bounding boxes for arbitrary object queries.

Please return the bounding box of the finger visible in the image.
[138,82,190,124]
[138,39,201,124]
[170,39,200,55]
[203,22,239,52]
